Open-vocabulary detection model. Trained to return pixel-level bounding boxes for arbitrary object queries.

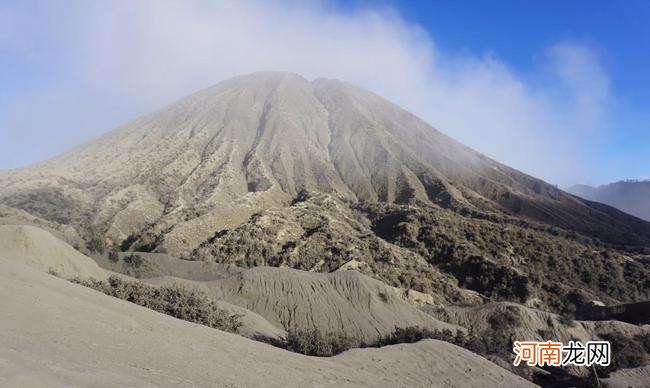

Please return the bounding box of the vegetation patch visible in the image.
[71,275,242,333]
[193,193,649,315]
[283,328,358,357]
[254,325,512,358]
[117,253,160,278]
[596,332,650,377]
[360,202,650,313]
[88,233,105,254]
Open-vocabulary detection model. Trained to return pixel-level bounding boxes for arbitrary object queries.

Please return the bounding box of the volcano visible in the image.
[2,71,649,386]
[1,71,648,312]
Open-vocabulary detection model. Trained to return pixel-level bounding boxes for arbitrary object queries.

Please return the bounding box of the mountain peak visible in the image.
[2,73,649,258]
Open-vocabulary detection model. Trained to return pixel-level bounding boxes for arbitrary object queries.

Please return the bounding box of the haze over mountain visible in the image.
[1,72,648,254]
[1,71,649,303]
[1,72,649,386]
[568,180,650,221]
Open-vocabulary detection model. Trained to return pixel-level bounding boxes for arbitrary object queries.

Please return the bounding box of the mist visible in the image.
[0,0,615,186]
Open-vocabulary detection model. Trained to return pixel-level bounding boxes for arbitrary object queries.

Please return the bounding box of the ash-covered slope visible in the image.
[0,258,535,387]
[569,181,650,221]
[193,191,649,315]
[2,71,648,257]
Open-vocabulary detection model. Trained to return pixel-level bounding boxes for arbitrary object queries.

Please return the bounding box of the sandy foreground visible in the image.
[0,256,535,387]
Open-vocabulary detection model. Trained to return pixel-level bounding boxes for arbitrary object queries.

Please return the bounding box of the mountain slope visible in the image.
[1,71,648,385]
[145,267,462,342]
[0,72,648,315]
[569,181,650,221]
[0,258,535,387]
[0,224,107,279]
[2,72,649,258]
[192,192,649,315]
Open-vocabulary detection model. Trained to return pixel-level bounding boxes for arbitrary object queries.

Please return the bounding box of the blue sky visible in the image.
[358,0,650,184]
[1,0,649,186]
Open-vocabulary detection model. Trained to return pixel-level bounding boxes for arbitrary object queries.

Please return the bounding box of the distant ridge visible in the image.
[568,180,650,221]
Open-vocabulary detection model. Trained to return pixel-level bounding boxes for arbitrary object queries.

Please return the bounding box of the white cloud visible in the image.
[0,0,613,185]
[547,42,610,127]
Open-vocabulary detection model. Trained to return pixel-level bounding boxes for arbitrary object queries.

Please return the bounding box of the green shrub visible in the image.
[123,253,144,267]
[488,307,520,331]
[285,328,358,356]
[72,275,242,333]
[47,267,60,276]
[88,234,105,254]
[596,332,650,377]
[253,328,360,356]
[558,313,576,327]
[120,253,152,278]
[107,249,119,262]
[256,326,471,357]
[374,326,455,347]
